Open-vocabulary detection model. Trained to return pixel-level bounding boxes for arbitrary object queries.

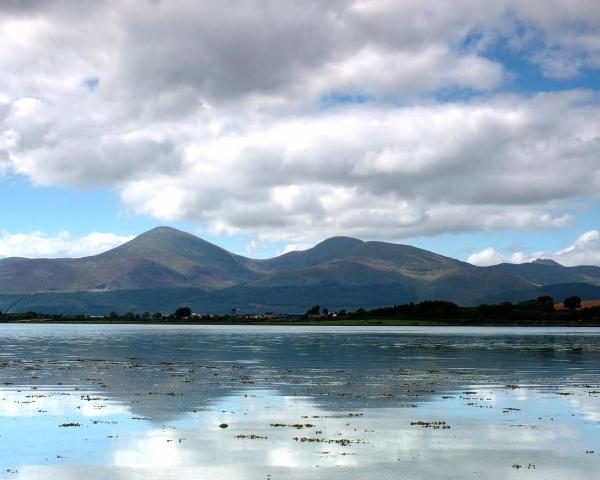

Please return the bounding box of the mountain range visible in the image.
[1,226,600,315]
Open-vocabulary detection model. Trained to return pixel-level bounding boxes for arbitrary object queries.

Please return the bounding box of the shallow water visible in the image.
[1,325,600,479]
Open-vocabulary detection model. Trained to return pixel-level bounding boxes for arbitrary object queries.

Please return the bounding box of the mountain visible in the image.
[487,259,600,287]
[0,226,598,315]
[257,237,466,279]
[0,227,259,294]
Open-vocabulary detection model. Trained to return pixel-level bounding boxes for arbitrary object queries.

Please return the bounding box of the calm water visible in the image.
[1,325,600,479]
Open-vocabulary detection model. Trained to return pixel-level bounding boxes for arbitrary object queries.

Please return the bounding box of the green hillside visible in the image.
[1,226,599,314]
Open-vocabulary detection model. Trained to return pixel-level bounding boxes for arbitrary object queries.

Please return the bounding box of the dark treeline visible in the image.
[330,296,600,324]
[0,309,288,324]
[0,295,599,325]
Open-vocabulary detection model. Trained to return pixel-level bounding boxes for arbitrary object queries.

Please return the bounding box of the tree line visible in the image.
[304,296,600,324]
[1,295,598,325]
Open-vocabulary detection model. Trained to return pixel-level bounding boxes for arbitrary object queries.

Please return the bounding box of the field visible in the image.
[554,300,600,311]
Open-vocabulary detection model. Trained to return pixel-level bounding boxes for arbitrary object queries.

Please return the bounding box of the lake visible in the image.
[1,325,600,479]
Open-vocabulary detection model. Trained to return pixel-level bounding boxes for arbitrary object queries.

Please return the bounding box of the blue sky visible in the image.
[0,1,599,265]
[1,171,599,261]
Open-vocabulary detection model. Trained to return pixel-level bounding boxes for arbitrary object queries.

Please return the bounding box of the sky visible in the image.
[0,0,599,265]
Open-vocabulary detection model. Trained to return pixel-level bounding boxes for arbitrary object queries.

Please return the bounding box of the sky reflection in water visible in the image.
[1,325,600,479]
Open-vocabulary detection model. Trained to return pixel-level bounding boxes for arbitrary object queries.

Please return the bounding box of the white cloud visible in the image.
[114,92,596,243]
[467,247,526,266]
[0,1,599,244]
[243,239,265,256]
[0,231,133,259]
[553,230,600,266]
[281,244,300,255]
[276,243,313,256]
[468,230,600,267]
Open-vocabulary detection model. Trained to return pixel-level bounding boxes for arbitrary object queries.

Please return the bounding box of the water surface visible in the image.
[1,325,600,479]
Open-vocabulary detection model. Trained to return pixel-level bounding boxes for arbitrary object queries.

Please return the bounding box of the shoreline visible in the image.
[2,318,600,327]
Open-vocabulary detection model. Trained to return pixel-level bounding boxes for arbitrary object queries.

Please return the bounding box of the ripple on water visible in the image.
[0,325,600,479]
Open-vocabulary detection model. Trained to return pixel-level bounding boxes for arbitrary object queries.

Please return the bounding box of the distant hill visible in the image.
[488,259,600,287]
[1,226,598,314]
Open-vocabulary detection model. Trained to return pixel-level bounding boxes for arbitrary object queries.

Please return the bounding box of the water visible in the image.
[1,325,600,479]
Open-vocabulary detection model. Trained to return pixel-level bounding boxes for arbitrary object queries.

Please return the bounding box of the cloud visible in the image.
[116,91,595,242]
[467,247,525,266]
[0,231,133,259]
[468,230,600,266]
[0,1,599,244]
[553,230,600,266]
[276,243,313,256]
[508,0,600,78]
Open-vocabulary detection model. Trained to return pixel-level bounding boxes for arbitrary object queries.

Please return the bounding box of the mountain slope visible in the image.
[255,237,466,279]
[248,239,533,304]
[0,227,259,293]
[476,282,600,305]
[488,259,600,287]
[93,227,260,289]
[1,226,598,313]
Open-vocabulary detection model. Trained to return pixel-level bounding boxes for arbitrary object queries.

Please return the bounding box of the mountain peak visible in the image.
[532,258,562,266]
[113,226,225,257]
[307,236,365,260]
[137,226,191,238]
[314,236,364,249]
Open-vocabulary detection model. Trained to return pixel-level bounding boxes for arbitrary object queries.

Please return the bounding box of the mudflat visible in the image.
[1,325,599,479]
